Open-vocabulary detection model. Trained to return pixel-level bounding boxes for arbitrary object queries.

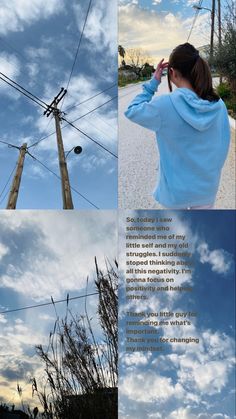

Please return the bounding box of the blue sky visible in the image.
[0,211,117,408]
[119,210,235,419]
[0,0,117,209]
[119,0,228,63]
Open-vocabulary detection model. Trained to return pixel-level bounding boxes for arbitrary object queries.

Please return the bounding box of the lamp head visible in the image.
[74,146,82,155]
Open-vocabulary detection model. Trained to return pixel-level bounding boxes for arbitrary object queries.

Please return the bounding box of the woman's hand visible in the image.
[154,58,169,82]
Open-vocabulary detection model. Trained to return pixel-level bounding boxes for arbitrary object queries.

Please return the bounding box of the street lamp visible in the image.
[65,146,83,159]
[192,2,215,62]
[193,5,211,12]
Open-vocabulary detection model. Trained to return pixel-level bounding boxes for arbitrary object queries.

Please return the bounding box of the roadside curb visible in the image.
[118,81,144,90]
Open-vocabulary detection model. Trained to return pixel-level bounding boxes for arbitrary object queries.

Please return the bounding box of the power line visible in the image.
[187,0,204,42]
[0,74,48,111]
[0,139,21,149]
[0,36,27,62]
[30,116,54,153]
[62,0,93,110]
[82,112,116,143]
[70,96,117,124]
[0,185,11,206]
[0,160,18,199]
[26,151,100,209]
[28,95,117,150]
[0,292,99,315]
[0,36,52,101]
[64,83,117,112]
[27,130,55,150]
[82,103,117,134]
[0,71,50,109]
[62,117,118,159]
[65,95,117,135]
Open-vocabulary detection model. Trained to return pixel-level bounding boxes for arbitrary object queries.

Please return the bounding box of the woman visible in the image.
[125,43,230,209]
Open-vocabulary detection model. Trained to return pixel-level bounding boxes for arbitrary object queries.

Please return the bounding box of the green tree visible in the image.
[213,0,236,93]
[118,44,126,67]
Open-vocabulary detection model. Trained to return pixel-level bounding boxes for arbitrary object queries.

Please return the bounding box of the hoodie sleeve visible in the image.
[124,77,162,132]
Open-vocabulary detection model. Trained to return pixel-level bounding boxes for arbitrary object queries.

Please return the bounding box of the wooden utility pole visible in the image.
[44,88,74,209]
[54,104,74,209]
[210,0,216,62]
[6,143,27,209]
[218,0,222,46]
[218,0,222,82]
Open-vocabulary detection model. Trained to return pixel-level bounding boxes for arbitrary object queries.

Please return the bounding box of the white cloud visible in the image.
[121,351,152,367]
[0,243,9,260]
[167,329,235,395]
[167,408,230,419]
[33,74,117,168]
[0,52,20,79]
[0,211,117,300]
[0,314,7,324]
[0,317,46,408]
[0,0,65,35]
[73,0,117,56]
[26,47,50,60]
[0,53,22,101]
[119,5,210,60]
[197,243,232,274]
[120,371,184,403]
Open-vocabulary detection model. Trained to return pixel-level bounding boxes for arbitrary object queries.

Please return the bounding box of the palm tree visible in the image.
[118,45,126,66]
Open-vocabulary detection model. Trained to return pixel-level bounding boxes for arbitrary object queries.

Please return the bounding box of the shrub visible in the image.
[216,82,231,100]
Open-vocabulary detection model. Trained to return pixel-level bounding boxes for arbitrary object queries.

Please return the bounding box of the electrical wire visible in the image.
[0,185,11,206]
[0,71,50,108]
[0,37,26,62]
[64,83,117,112]
[68,96,117,124]
[62,117,118,159]
[28,95,117,150]
[0,292,99,315]
[0,75,48,111]
[61,0,93,110]
[0,37,52,101]
[0,161,17,199]
[27,130,56,150]
[82,103,117,134]
[81,112,115,143]
[187,0,204,42]
[30,116,54,153]
[26,151,100,209]
[0,139,20,149]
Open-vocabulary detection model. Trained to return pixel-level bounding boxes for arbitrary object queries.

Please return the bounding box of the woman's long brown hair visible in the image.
[167,43,219,102]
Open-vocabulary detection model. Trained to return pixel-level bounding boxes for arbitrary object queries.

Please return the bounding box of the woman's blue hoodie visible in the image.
[124,77,230,208]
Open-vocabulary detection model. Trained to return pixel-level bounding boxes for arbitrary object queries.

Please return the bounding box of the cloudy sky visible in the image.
[0,0,117,209]
[0,211,117,408]
[119,0,227,63]
[119,210,235,418]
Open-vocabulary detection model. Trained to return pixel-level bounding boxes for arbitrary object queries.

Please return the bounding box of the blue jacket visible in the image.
[124,77,230,208]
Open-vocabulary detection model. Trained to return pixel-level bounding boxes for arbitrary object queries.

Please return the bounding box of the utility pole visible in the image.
[218,0,222,82]
[218,0,222,46]
[210,0,216,62]
[44,88,74,210]
[7,143,27,209]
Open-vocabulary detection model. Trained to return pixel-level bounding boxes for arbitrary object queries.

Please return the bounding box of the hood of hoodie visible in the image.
[170,88,223,132]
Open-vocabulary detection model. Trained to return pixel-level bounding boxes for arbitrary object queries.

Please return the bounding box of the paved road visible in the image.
[119,79,235,209]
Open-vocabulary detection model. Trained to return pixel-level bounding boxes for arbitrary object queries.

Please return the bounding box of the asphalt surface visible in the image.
[118,79,236,209]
